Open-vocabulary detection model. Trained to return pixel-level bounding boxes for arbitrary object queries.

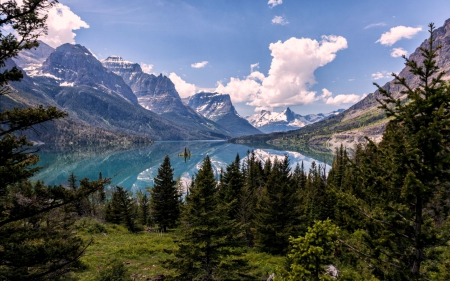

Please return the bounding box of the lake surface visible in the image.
[31,141,333,193]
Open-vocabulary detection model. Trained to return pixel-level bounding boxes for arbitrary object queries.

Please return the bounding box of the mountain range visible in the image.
[245,107,344,133]
[231,18,450,151]
[2,42,261,142]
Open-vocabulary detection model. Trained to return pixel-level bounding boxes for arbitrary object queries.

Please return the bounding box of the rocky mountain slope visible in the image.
[182,92,262,137]
[2,44,230,141]
[102,56,232,138]
[231,18,450,150]
[246,107,344,133]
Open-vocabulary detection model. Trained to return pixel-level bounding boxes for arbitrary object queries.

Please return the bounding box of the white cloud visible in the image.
[250,63,259,72]
[191,61,208,68]
[376,26,422,46]
[325,94,362,105]
[364,22,386,29]
[140,63,154,74]
[371,71,391,80]
[348,78,355,81]
[216,35,348,110]
[321,88,363,105]
[272,16,288,25]
[40,3,89,48]
[169,72,196,98]
[321,88,333,100]
[216,74,262,103]
[268,0,282,8]
[390,47,408,58]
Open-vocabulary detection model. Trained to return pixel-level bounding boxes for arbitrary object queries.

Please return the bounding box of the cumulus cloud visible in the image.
[390,47,408,58]
[325,94,362,105]
[376,26,422,46]
[272,16,289,25]
[169,72,196,98]
[140,63,154,74]
[268,0,282,8]
[215,75,261,103]
[191,61,208,68]
[250,63,259,72]
[371,71,391,80]
[364,22,386,29]
[40,3,89,48]
[320,88,362,105]
[216,35,348,110]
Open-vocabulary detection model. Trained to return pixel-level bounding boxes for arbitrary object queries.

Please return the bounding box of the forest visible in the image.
[1,1,450,280]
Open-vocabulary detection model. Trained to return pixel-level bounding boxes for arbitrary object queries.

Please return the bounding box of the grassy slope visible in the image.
[70,220,284,280]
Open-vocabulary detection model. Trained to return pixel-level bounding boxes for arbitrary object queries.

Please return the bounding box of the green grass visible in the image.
[70,219,285,280]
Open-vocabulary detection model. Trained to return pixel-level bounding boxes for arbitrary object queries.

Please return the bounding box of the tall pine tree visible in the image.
[336,23,450,280]
[150,155,180,232]
[165,156,251,280]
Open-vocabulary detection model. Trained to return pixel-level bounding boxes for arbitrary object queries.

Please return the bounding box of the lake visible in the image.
[31,141,334,193]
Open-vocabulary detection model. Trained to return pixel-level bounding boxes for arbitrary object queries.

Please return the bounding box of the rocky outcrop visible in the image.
[102,57,232,139]
[183,92,262,137]
[42,45,138,105]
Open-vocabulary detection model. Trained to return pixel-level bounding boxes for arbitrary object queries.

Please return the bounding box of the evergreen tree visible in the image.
[150,155,180,232]
[136,190,150,226]
[254,156,300,255]
[336,23,450,280]
[277,219,340,281]
[105,186,138,232]
[0,1,109,279]
[217,153,244,220]
[165,156,252,280]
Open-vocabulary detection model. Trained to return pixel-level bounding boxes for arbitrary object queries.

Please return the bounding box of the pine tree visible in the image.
[150,155,180,232]
[278,219,340,281]
[105,186,138,232]
[217,153,244,220]
[254,156,300,255]
[0,1,109,279]
[136,190,150,226]
[165,156,252,280]
[336,23,450,280]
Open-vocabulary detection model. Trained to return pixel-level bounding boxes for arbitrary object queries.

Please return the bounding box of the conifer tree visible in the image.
[278,219,339,281]
[150,155,180,232]
[254,156,300,255]
[336,23,450,280]
[105,186,138,232]
[0,1,110,279]
[165,156,251,280]
[217,153,244,220]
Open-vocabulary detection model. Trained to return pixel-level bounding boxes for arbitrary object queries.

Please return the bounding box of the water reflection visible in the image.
[31,141,332,192]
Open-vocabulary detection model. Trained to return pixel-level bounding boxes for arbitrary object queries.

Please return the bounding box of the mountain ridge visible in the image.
[231,18,450,150]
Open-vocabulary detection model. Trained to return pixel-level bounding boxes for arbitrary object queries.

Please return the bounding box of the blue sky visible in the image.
[43,0,450,116]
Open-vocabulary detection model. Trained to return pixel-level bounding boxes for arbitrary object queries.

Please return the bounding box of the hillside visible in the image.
[231,18,450,151]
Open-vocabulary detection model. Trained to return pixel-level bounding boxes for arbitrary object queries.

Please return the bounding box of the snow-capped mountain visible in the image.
[13,40,55,71]
[183,92,262,137]
[246,107,344,133]
[101,56,233,138]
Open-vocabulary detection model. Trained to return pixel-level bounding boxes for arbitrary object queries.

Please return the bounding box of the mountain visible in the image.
[231,18,450,150]
[12,40,55,71]
[182,92,262,137]
[245,107,344,133]
[101,56,232,138]
[2,44,229,141]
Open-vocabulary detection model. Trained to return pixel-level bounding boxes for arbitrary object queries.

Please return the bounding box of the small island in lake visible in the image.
[178,147,191,157]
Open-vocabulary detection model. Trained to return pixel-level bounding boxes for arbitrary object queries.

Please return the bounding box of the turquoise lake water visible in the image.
[31,141,333,193]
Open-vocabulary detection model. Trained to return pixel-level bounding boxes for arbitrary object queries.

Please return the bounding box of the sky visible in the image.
[31,0,450,116]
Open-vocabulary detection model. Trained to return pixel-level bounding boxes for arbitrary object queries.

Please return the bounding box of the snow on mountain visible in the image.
[183,92,262,137]
[246,107,344,133]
